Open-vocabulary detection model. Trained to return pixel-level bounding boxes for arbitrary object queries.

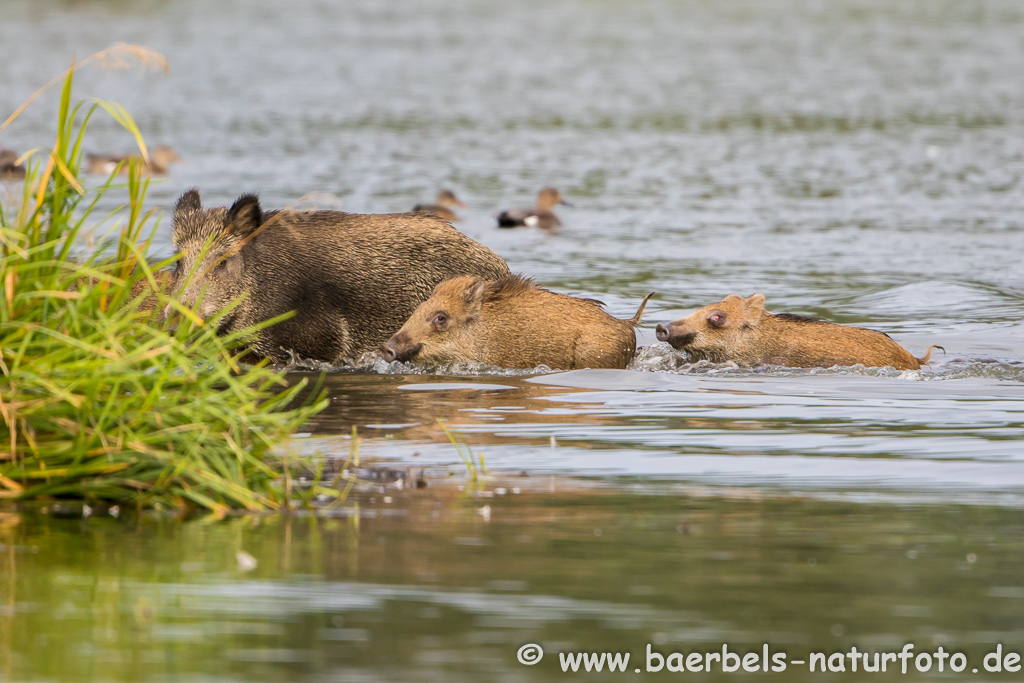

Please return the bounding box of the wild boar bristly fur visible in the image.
[168,189,510,363]
[382,274,653,370]
[127,269,175,312]
[655,293,941,370]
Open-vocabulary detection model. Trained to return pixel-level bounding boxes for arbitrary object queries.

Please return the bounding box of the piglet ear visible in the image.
[226,193,262,239]
[743,293,766,325]
[463,277,487,318]
[175,188,202,214]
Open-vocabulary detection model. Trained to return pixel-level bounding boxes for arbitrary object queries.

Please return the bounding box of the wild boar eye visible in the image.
[214,259,227,272]
[432,312,449,326]
[708,313,725,327]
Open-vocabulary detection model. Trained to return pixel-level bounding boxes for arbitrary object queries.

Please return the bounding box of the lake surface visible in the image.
[1,0,1023,680]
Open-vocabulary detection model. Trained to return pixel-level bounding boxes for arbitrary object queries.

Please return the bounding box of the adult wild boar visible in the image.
[127,269,175,313]
[655,293,941,370]
[168,190,510,363]
[380,274,653,370]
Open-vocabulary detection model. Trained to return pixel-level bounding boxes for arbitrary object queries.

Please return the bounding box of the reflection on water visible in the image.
[3,0,1024,678]
[2,488,1024,682]
[296,369,1024,507]
[291,324,1023,500]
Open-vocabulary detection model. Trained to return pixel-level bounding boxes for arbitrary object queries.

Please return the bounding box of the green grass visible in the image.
[437,419,486,486]
[0,47,331,514]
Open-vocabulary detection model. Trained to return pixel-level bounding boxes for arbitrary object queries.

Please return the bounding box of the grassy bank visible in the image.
[0,47,330,514]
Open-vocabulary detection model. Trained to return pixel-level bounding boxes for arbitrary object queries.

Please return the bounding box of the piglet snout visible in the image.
[380,339,423,363]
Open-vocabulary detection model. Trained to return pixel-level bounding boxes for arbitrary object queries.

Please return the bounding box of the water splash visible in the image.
[276,349,557,377]
[275,343,1022,382]
[629,343,1024,382]
[369,357,556,377]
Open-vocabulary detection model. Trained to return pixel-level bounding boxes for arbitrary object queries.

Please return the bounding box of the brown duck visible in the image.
[0,148,26,180]
[86,145,181,176]
[412,189,467,221]
[497,187,571,230]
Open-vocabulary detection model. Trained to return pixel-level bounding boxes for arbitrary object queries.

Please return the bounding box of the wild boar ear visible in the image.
[175,188,202,214]
[463,277,487,318]
[743,293,766,324]
[226,193,262,239]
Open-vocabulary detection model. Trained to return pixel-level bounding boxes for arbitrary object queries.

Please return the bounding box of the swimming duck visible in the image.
[86,145,181,176]
[0,148,25,180]
[412,189,467,221]
[497,187,571,230]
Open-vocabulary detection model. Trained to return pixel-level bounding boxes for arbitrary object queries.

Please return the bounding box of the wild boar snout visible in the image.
[381,338,422,363]
[656,322,696,349]
[159,302,183,334]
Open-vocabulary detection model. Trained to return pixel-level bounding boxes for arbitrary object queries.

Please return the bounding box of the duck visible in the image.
[0,148,26,180]
[412,189,467,221]
[85,145,181,176]
[496,187,571,230]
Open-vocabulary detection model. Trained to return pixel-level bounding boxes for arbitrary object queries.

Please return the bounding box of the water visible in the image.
[2,0,1024,680]
[4,494,1024,682]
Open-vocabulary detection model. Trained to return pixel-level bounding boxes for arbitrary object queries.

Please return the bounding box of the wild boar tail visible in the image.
[917,344,945,365]
[627,293,656,327]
